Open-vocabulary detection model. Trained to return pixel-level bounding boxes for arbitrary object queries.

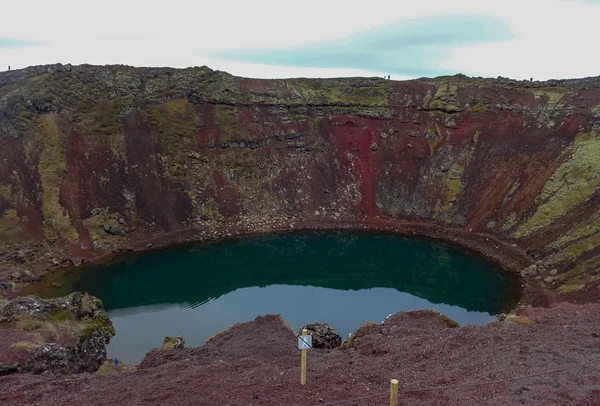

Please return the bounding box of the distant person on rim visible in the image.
[8,66,10,71]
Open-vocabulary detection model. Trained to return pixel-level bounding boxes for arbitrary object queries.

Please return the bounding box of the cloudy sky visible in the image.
[1,0,598,80]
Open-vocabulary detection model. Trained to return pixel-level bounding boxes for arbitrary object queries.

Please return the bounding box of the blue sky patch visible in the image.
[0,37,43,48]
[210,15,513,77]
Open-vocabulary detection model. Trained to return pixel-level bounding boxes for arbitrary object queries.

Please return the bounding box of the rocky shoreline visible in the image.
[11,216,566,310]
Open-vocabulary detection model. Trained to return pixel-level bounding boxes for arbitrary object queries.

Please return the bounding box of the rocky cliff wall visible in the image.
[1,64,600,301]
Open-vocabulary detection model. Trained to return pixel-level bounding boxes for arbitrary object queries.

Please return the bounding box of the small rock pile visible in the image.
[299,323,342,349]
[520,261,558,284]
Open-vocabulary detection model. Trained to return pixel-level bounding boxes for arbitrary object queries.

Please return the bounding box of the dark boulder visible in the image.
[299,323,342,349]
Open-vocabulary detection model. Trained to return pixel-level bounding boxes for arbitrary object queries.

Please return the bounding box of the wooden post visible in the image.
[390,379,399,406]
[301,328,308,385]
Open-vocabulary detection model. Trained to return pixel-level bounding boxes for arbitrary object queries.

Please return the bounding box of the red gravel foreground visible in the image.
[1,303,600,406]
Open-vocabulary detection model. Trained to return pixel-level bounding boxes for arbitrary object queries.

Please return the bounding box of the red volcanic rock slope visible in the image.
[0,64,600,302]
[0,305,599,405]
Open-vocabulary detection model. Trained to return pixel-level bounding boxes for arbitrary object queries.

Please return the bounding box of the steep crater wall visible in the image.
[1,64,600,302]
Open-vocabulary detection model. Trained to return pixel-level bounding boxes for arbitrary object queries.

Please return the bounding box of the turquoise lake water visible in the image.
[40,231,519,363]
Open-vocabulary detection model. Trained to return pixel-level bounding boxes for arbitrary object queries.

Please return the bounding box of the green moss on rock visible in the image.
[531,88,565,105]
[213,104,239,142]
[501,212,518,232]
[82,209,127,246]
[0,208,31,245]
[24,116,78,243]
[149,99,201,178]
[468,105,489,114]
[0,184,12,200]
[441,314,459,328]
[505,315,534,326]
[556,255,600,294]
[548,210,600,264]
[515,131,600,238]
[89,100,126,159]
[431,83,461,112]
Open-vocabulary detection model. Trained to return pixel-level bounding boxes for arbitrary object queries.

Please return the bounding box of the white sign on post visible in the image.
[298,335,312,350]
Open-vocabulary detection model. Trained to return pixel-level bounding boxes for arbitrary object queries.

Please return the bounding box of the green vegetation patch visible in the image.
[10,341,39,350]
[431,83,461,112]
[503,181,520,205]
[468,105,489,114]
[286,80,391,106]
[435,164,465,215]
[0,208,31,245]
[531,88,565,106]
[89,100,126,159]
[199,197,223,220]
[0,184,12,200]
[23,116,78,243]
[159,336,183,351]
[80,316,115,343]
[441,314,459,328]
[548,210,600,264]
[515,131,600,238]
[591,105,600,118]
[501,212,518,232]
[556,255,600,294]
[149,99,201,178]
[82,209,127,246]
[427,122,442,152]
[213,104,239,142]
[505,315,534,326]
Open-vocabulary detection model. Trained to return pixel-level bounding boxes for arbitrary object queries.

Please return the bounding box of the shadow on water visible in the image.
[35,231,520,362]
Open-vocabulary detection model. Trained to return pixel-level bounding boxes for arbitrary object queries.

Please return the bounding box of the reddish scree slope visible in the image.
[1,64,600,303]
[1,304,599,406]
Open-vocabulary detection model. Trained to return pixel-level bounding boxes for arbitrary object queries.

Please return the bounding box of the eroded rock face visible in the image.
[0,292,115,375]
[1,65,600,300]
[300,323,342,349]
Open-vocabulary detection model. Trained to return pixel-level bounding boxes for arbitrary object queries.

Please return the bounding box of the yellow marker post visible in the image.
[300,328,308,385]
[390,379,399,406]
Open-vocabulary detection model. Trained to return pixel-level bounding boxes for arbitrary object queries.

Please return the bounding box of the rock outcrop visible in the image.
[300,323,342,349]
[0,292,115,375]
[1,64,600,301]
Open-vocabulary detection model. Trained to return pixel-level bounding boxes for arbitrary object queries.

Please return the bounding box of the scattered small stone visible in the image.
[147,243,153,248]
[544,276,554,283]
[370,143,378,151]
[550,269,558,276]
[520,264,538,277]
[440,161,452,172]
